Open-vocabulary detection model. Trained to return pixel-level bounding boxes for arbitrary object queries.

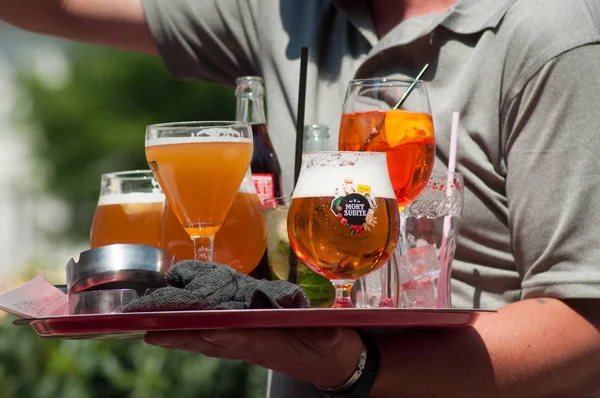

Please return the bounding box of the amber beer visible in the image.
[338,109,435,207]
[90,193,164,248]
[146,136,253,238]
[161,170,267,274]
[288,152,400,282]
[288,196,399,280]
[90,170,165,248]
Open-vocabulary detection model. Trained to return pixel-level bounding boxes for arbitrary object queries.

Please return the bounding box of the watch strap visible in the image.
[318,330,380,398]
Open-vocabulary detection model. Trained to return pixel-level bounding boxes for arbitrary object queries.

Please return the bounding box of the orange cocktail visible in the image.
[339,109,435,207]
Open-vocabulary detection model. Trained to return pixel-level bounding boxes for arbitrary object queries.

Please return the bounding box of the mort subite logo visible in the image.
[338,194,370,225]
[331,179,378,235]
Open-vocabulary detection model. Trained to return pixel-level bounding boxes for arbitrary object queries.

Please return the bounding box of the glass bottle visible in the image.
[235,76,282,280]
[303,124,330,153]
[235,76,283,202]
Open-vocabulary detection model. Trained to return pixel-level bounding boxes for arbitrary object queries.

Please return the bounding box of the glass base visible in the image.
[378,298,395,308]
[331,280,355,308]
[332,297,354,308]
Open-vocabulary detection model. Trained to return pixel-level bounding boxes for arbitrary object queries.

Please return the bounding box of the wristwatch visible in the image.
[316,331,381,398]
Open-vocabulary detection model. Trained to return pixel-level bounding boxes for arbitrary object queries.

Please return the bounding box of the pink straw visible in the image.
[437,111,460,308]
[447,112,460,174]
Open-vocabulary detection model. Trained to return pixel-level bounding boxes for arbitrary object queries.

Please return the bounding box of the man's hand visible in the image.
[146,327,363,389]
[0,0,157,55]
[146,298,600,397]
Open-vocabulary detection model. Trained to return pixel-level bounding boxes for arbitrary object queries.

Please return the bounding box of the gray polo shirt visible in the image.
[142,0,600,396]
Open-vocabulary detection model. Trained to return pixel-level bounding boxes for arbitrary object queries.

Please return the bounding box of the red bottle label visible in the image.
[252,173,275,205]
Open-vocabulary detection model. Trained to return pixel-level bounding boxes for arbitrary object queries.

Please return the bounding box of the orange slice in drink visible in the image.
[383,109,434,148]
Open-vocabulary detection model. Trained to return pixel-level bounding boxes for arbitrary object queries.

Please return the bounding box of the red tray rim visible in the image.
[12,307,495,325]
[11,308,497,341]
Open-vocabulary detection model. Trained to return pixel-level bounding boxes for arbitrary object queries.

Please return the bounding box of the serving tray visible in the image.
[13,307,493,340]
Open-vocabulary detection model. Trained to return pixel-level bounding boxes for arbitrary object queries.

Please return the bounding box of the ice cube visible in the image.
[401,277,436,308]
[405,244,441,280]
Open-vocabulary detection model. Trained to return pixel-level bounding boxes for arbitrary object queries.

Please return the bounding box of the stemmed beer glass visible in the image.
[145,121,253,263]
[287,152,400,308]
[338,78,435,307]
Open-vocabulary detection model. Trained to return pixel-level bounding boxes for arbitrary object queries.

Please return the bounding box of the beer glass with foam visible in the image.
[90,170,165,248]
[145,121,253,262]
[287,152,400,308]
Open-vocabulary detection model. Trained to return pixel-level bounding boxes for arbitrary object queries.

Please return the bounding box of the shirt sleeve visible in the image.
[503,44,600,300]
[140,0,260,85]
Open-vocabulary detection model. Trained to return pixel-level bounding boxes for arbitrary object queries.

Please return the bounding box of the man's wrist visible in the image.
[316,331,380,398]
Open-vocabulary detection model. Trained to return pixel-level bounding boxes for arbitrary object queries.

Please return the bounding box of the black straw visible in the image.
[293,47,309,187]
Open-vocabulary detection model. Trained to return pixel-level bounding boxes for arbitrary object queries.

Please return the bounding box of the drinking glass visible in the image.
[90,170,165,249]
[213,168,267,273]
[160,168,267,274]
[287,151,400,308]
[338,78,435,207]
[339,78,435,307]
[399,171,464,308]
[145,121,253,263]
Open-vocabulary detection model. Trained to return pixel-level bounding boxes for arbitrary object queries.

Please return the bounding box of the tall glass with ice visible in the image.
[400,171,464,308]
[287,152,400,308]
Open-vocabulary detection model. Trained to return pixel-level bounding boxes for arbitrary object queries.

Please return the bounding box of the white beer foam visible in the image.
[145,129,253,147]
[98,192,165,206]
[292,152,396,199]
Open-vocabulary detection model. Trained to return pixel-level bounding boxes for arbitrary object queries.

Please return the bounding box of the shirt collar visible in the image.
[332,0,518,45]
[440,0,518,34]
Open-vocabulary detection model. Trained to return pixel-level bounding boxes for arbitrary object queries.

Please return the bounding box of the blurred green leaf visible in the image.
[17,45,236,241]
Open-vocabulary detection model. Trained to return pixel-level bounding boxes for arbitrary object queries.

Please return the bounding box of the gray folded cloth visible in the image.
[123,260,309,312]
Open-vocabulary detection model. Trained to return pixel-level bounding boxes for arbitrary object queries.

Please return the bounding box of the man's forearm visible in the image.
[372,298,600,398]
[0,0,156,55]
[0,0,63,33]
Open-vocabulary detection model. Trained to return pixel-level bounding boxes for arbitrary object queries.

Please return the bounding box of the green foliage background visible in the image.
[21,45,236,240]
[0,45,267,398]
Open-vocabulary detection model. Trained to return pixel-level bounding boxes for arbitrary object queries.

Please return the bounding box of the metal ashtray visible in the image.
[66,244,172,296]
[68,289,139,315]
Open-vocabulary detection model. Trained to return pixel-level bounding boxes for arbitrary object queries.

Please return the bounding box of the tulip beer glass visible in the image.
[287,152,400,308]
[145,121,253,262]
[90,170,165,248]
[161,168,267,274]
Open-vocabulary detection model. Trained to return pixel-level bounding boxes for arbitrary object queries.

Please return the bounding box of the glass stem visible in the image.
[191,236,214,263]
[378,262,395,308]
[331,280,355,308]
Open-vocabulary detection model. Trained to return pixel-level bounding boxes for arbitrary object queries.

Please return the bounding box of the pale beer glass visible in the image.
[288,152,400,308]
[145,121,253,262]
[160,168,267,274]
[90,170,165,248]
